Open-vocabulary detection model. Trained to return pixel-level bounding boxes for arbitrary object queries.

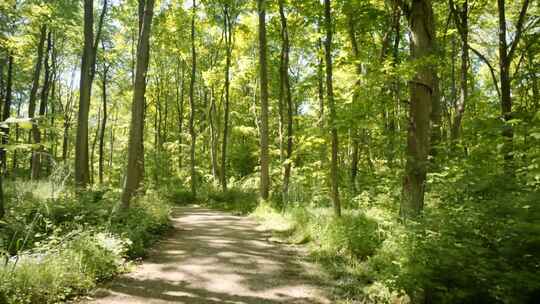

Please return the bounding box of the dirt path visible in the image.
[83,206,332,304]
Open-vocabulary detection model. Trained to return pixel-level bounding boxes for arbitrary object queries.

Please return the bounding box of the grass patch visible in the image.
[0,182,172,303]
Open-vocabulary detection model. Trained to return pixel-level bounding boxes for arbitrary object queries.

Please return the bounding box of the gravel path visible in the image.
[82,206,331,304]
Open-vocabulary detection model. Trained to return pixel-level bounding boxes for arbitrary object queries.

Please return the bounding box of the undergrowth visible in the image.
[0,182,171,304]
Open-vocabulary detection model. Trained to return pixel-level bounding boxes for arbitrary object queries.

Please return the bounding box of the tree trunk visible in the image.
[31,31,52,180]
[497,0,513,173]
[450,0,468,141]
[28,25,47,179]
[99,62,109,184]
[189,0,197,197]
[120,0,155,208]
[175,61,185,172]
[345,7,362,193]
[1,54,13,171]
[221,4,232,191]
[257,0,270,201]
[209,86,219,182]
[400,0,436,219]
[324,0,341,217]
[278,0,293,203]
[75,0,94,187]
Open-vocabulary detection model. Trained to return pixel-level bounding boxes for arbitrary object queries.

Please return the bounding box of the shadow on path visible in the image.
[82,206,331,304]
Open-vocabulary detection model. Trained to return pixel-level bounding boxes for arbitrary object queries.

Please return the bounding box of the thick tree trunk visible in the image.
[400,0,435,219]
[278,0,293,203]
[120,0,155,208]
[75,0,94,187]
[28,26,47,179]
[324,0,341,217]
[189,0,197,196]
[257,0,270,201]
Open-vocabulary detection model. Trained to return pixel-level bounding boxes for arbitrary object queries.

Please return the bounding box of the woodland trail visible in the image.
[82,206,332,304]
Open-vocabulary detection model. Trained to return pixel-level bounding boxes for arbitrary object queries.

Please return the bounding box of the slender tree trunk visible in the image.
[450,0,468,141]
[28,26,47,179]
[90,107,101,184]
[98,63,109,184]
[221,5,232,191]
[209,86,219,182]
[400,0,436,219]
[13,102,22,172]
[324,0,341,217]
[498,0,513,173]
[278,0,294,203]
[258,0,270,201]
[189,0,197,196]
[75,0,94,186]
[175,62,185,171]
[1,54,13,171]
[31,31,52,180]
[120,0,155,208]
[345,8,362,193]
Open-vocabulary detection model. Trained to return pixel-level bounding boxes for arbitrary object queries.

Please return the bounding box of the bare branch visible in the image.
[469,45,501,99]
[508,0,530,60]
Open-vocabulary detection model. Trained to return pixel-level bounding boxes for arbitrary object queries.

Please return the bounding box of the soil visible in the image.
[81,206,332,304]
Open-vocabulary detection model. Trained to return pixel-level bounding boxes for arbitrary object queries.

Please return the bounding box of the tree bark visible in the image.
[31,30,52,180]
[324,0,341,217]
[257,0,270,201]
[99,60,109,184]
[28,25,47,179]
[497,0,530,174]
[189,0,198,196]
[120,0,155,208]
[221,4,233,191]
[399,0,436,219]
[75,0,94,186]
[278,0,293,203]
[1,53,13,171]
[450,0,469,141]
[345,7,362,193]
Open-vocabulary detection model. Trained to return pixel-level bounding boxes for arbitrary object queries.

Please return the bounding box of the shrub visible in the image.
[206,188,258,215]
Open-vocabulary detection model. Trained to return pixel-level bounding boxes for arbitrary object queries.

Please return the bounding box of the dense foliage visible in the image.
[0,0,538,303]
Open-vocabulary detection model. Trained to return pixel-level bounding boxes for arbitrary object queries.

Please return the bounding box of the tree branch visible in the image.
[393,0,410,19]
[508,0,530,60]
[469,45,501,99]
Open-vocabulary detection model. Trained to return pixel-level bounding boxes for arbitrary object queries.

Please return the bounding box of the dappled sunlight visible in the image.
[84,207,330,304]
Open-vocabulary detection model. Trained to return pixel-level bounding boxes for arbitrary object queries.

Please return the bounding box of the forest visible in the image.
[0,0,539,303]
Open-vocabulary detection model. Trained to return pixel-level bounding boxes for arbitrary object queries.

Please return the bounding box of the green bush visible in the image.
[0,182,172,304]
[0,231,129,304]
[206,188,258,215]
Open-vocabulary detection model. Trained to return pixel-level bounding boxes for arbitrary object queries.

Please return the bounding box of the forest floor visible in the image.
[80,206,332,304]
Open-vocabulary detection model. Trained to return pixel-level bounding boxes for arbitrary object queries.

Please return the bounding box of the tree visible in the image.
[31,30,53,180]
[121,0,155,208]
[75,0,108,187]
[257,0,270,201]
[323,0,341,217]
[497,0,530,173]
[397,0,436,218]
[74,0,94,186]
[278,0,293,203]
[189,0,197,196]
[450,0,469,141]
[28,25,47,180]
